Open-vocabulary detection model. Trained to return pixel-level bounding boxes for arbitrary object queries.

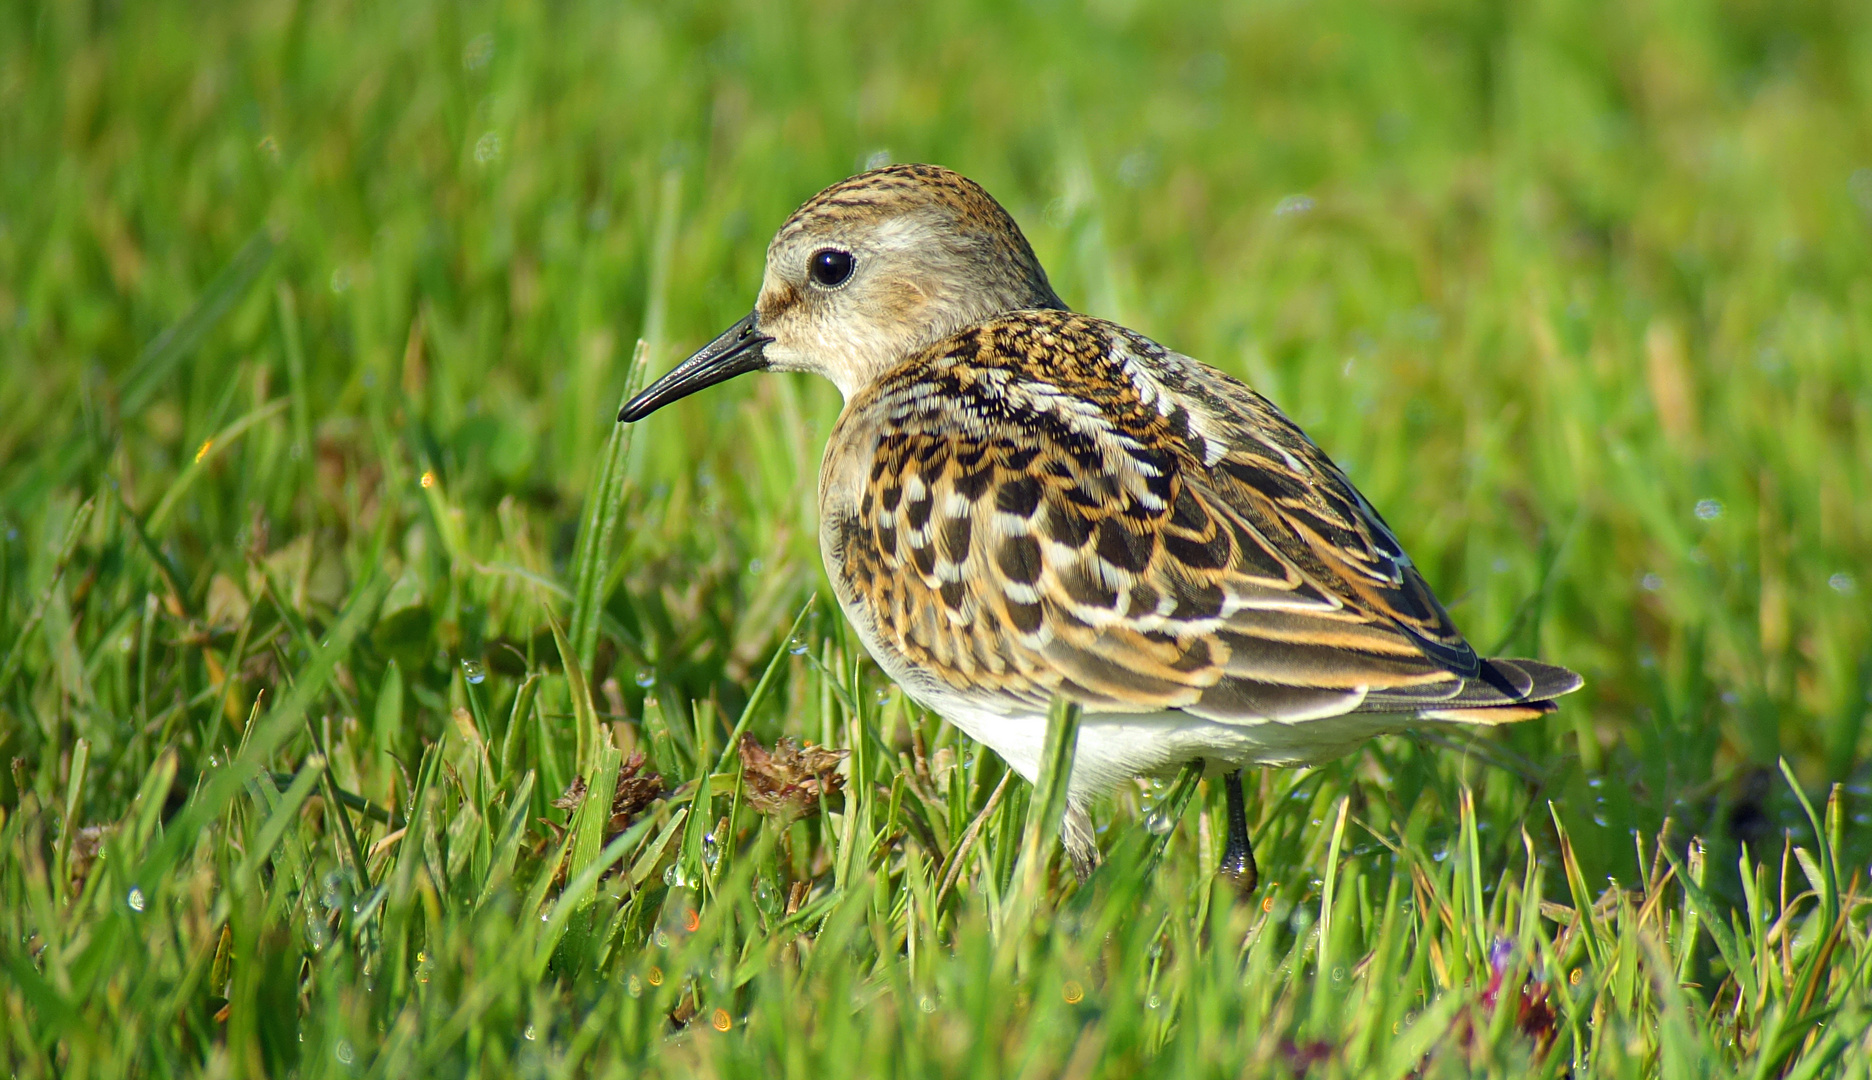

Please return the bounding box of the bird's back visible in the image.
[817,309,1580,764]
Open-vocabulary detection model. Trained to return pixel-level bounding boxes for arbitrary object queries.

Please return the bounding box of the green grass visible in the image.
[3,0,1871,1074]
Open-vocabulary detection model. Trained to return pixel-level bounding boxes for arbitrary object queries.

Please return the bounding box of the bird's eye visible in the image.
[808,248,855,288]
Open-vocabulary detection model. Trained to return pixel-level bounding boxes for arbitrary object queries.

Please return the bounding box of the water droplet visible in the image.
[754,879,780,915]
[462,33,494,71]
[747,558,764,575]
[1274,194,1315,217]
[335,1040,354,1065]
[788,635,810,656]
[474,131,502,165]
[1694,498,1724,521]
[635,669,656,689]
[1830,572,1857,595]
[920,995,937,1013]
[127,886,145,912]
[524,1025,536,1041]
[1147,994,1162,1009]
[1143,808,1174,835]
[320,871,346,910]
[461,659,486,685]
[628,975,643,997]
[702,833,720,869]
[1640,572,1664,592]
[874,686,891,705]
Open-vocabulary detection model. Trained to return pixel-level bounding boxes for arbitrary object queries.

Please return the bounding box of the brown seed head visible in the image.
[737,733,848,822]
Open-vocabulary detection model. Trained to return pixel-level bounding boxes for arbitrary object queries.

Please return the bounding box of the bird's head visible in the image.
[620,164,1063,422]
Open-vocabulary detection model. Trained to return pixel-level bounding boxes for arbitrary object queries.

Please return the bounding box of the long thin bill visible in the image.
[618,311,770,422]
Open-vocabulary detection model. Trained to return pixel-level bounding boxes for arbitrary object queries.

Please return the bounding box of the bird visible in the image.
[620,163,1582,889]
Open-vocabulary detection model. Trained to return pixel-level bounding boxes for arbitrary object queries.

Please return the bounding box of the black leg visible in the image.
[1218,769,1258,895]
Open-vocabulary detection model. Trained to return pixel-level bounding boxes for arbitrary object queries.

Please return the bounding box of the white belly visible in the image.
[909,684,1405,803]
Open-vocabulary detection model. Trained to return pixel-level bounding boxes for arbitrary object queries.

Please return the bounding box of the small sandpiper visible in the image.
[622,164,1581,887]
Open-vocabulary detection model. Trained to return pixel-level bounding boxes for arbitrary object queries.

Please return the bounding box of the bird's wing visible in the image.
[824,311,1572,723]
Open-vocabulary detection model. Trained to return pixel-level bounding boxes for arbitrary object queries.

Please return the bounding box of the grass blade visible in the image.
[235,756,325,888]
[475,771,537,910]
[0,498,95,700]
[567,339,651,676]
[138,570,387,884]
[144,399,288,536]
[118,229,276,414]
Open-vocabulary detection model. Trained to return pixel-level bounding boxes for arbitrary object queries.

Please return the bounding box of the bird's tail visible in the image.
[1358,657,1583,725]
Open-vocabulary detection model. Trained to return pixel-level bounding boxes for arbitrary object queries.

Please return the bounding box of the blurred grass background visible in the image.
[2,0,1870,1075]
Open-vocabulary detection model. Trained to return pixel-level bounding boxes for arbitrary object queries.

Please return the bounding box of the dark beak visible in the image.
[618,311,771,422]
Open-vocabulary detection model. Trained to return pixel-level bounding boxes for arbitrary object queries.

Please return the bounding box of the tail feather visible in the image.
[1356,657,1583,721]
[1415,700,1557,725]
[1491,658,1585,701]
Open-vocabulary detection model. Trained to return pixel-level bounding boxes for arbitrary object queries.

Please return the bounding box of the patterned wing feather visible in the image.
[824,311,1573,725]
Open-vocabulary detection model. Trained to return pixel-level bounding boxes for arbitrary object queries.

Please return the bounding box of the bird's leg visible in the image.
[1217,769,1258,895]
[1063,802,1101,884]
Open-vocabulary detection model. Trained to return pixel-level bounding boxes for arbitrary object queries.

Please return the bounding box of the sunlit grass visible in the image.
[2,0,1870,1075]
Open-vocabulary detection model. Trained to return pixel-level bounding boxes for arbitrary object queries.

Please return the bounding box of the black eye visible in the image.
[808,248,855,288]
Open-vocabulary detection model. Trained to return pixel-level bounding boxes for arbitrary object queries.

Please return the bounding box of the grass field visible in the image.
[4,0,1871,1075]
